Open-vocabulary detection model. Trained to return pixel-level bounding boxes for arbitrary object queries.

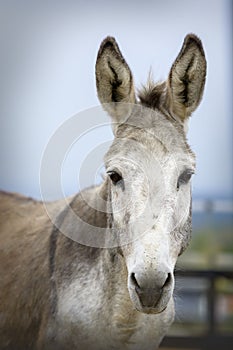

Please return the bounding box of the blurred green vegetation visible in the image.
[178,213,233,269]
[191,227,233,255]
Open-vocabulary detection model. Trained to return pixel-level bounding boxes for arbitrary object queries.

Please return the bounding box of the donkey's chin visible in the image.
[128,288,173,315]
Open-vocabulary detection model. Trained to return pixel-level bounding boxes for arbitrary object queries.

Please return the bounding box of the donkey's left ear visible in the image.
[95,36,136,125]
[167,34,207,124]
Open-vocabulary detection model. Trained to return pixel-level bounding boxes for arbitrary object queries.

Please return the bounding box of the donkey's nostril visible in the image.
[130,272,141,291]
[162,272,172,289]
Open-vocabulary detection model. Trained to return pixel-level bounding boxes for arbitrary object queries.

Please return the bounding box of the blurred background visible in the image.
[0,0,232,348]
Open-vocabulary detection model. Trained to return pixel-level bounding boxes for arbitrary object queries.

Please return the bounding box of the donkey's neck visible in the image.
[71,181,109,227]
[57,183,141,340]
[55,181,110,247]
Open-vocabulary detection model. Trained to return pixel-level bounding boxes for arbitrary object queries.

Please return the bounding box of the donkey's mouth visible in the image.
[138,304,168,315]
[140,295,171,314]
[128,285,173,315]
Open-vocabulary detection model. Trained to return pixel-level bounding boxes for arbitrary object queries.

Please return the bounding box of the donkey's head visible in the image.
[96,35,206,314]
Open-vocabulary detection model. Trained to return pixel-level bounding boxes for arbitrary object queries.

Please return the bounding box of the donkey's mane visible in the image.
[138,79,166,111]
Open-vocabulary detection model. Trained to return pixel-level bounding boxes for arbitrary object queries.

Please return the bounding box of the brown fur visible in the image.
[0,189,110,349]
[0,192,52,349]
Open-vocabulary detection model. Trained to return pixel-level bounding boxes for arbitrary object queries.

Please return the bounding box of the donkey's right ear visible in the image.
[95,37,136,125]
[167,34,207,124]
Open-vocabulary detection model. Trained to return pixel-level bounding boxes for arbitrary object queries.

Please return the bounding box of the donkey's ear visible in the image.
[167,34,207,123]
[96,37,136,124]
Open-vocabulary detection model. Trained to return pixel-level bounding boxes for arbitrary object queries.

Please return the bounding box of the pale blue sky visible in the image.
[0,0,232,200]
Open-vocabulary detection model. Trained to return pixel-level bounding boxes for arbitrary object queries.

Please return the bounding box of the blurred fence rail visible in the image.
[160,269,233,350]
[192,199,233,213]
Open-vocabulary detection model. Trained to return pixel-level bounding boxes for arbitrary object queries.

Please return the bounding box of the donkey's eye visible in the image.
[107,171,123,185]
[177,169,194,190]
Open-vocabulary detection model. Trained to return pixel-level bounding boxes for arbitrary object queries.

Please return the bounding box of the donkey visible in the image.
[0,34,206,349]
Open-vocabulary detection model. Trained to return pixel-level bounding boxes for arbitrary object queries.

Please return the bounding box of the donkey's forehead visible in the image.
[105,122,195,171]
[117,105,190,148]
[108,104,194,157]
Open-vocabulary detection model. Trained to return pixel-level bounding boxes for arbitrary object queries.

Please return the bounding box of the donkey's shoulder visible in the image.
[0,192,45,244]
[0,190,43,221]
[0,189,38,205]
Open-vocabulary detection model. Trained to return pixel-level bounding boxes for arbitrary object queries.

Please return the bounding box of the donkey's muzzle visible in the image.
[129,271,173,311]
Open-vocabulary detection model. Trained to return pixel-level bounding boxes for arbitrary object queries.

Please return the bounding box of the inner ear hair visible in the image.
[167,34,207,122]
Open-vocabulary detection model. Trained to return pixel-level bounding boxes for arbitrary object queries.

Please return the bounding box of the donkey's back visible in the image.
[0,191,58,349]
